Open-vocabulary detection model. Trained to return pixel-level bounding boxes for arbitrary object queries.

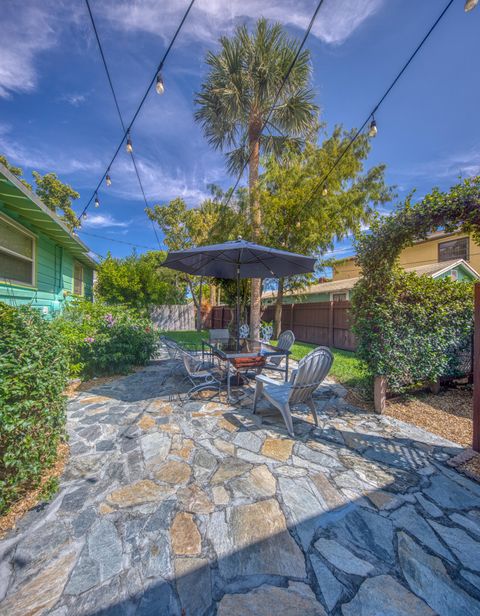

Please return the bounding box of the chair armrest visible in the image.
[255,374,280,387]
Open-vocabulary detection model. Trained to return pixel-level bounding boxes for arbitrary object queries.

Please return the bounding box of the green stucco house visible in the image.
[0,163,96,317]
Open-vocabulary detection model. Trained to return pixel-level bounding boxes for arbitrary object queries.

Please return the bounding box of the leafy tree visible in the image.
[33,171,80,230]
[95,251,187,310]
[260,127,394,336]
[195,18,318,338]
[147,186,246,329]
[0,154,81,230]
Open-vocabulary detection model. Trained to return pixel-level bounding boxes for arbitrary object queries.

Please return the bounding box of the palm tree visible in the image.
[195,18,318,338]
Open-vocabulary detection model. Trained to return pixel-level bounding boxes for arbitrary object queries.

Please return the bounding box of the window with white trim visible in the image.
[0,214,35,286]
[332,292,347,302]
[73,261,84,295]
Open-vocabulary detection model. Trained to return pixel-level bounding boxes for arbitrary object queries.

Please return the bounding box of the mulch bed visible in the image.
[385,387,473,447]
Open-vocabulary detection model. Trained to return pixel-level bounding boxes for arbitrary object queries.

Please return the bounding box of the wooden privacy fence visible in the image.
[261,300,356,351]
[151,304,195,331]
[201,301,356,351]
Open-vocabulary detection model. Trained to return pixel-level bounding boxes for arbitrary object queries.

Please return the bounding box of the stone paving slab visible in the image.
[1,354,480,616]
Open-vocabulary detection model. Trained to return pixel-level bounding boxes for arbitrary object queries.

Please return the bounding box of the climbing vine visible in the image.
[351,176,480,391]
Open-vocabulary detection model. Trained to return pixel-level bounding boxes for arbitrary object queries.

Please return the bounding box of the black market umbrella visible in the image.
[162,238,316,341]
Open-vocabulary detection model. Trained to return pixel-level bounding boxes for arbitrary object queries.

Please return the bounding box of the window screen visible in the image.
[0,216,35,285]
[74,261,83,295]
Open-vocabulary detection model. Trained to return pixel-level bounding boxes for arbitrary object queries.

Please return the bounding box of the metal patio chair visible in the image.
[180,348,223,403]
[253,346,333,436]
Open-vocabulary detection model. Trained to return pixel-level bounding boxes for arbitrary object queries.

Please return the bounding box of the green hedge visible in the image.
[0,303,69,514]
[52,299,158,378]
[352,270,473,391]
[350,178,480,393]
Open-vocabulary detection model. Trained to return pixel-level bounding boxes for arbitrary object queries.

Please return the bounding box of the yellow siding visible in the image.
[332,260,360,280]
[332,232,480,281]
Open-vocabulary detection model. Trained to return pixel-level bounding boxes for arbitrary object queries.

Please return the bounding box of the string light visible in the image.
[94,193,100,208]
[77,0,196,224]
[82,212,88,220]
[322,183,328,196]
[126,132,133,153]
[368,116,378,138]
[106,172,112,187]
[465,0,478,11]
[156,72,165,95]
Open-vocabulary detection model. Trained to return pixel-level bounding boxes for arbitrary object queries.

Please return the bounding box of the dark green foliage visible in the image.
[52,299,158,379]
[95,251,187,310]
[0,303,68,514]
[351,177,480,392]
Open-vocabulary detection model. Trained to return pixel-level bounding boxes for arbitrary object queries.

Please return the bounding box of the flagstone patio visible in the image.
[1,354,480,616]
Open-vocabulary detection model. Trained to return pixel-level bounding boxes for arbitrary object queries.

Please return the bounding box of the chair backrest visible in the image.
[239,323,250,338]
[209,328,230,342]
[289,346,333,403]
[162,336,180,360]
[269,330,295,367]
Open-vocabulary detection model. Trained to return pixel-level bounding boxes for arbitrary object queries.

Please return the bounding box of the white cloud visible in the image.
[0,126,102,175]
[396,149,480,182]
[60,93,88,107]
[103,0,384,46]
[0,2,60,98]
[82,214,129,228]
[107,156,212,205]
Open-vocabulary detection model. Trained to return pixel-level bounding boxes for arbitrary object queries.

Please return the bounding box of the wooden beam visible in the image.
[473,283,480,452]
[374,375,386,414]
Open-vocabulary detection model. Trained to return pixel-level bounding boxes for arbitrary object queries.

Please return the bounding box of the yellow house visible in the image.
[262,231,480,305]
[333,231,480,281]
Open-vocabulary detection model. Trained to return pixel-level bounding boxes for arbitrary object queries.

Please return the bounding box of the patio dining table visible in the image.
[202,336,290,402]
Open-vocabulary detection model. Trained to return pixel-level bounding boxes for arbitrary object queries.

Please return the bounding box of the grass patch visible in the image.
[166,330,372,399]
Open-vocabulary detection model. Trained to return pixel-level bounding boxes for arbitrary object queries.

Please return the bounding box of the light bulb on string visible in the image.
[322,183,328,197]
[82,212,87,220]
[94,193,100,208]
[126,131,133,153]
[368,117,377,138]
[155,72,165,95]
[106,173,112,187]
[465,0,478,11]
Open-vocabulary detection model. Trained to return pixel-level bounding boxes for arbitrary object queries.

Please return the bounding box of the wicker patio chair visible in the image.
[253,346,333,436]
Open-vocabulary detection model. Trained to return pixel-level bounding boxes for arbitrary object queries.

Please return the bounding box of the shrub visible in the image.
[352,270,473,391]
[351,177,480,393]
[0,303,69,514]
[52,299,158,378]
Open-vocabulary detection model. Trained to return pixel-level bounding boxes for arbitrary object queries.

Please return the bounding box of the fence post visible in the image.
[328,301,334,348]
[374,376,386,414]
[473,283,480,452]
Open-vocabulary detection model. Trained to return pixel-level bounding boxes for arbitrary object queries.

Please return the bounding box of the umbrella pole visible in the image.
[236,264,240,350]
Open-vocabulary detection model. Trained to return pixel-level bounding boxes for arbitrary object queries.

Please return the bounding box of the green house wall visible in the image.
[0,202,94,318]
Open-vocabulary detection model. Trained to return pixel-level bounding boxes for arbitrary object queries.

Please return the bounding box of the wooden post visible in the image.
[328,301,334,348]
[374,376,386,414]
[473,283,480,452]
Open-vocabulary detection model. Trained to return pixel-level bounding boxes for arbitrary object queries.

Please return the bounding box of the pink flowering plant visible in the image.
[52,299,158,378]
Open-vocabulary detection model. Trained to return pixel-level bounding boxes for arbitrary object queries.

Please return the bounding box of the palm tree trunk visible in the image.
[274,277,284,339]
[249,122,262,339]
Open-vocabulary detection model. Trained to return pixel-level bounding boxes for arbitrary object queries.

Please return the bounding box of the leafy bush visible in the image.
[0,303,68,514]
[352,270,473,391]
[52,299,158,378]
[351,177,480,393]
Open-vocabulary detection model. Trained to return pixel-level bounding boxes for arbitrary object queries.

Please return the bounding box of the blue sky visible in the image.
[1,0,479,263]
